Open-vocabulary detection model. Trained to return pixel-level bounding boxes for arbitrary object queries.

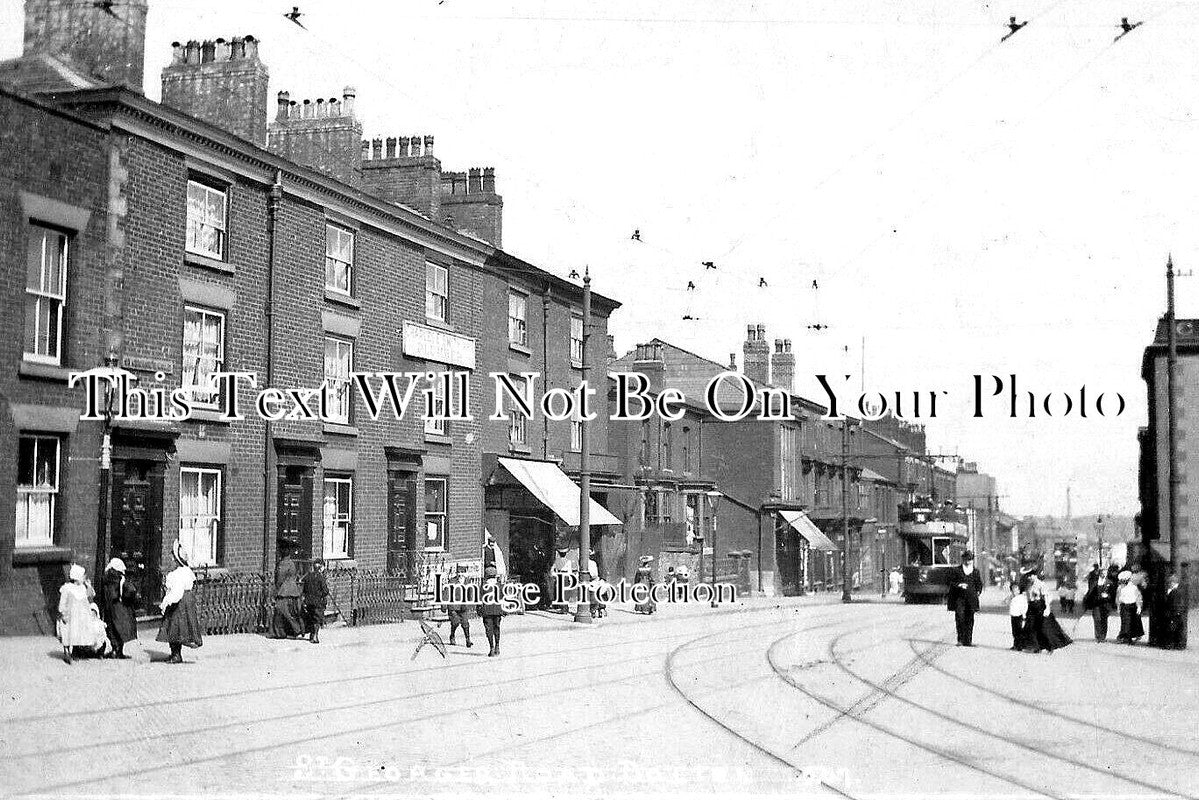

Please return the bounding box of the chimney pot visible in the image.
[468,167,482,193]
[385,137,397,159]
[361,140,371,160]
[200,40,215,63]
[774,338,784,353]
[411,134,423,156]
[170,41,184,64]
[372,137,383,159]
[482,166,496,192]
[244,35,259,60]
[276,90,290,120]
[315,98,326,118]
[185,40,201,65]
[398,136,410,157]
[729,353,737,369]
[230,36,245,59]
[423,135,434,156]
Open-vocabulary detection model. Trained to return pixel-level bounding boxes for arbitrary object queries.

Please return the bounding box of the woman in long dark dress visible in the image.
[268,547,305,638]
[634,556,657,615]
[100,557,138,659]
[1022,571,1072,653]
[156,541,203,663]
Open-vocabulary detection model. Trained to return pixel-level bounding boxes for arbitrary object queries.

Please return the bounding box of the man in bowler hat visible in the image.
[947,551,984,646]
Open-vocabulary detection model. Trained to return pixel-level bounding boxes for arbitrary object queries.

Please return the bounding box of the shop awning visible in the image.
[497,457,622,526]
[780,510,838,552]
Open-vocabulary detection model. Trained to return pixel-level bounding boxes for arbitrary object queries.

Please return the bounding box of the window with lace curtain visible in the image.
[182,306,224,408]
[186,180,226,260]
[324,336,353,424]
[179,466,221,567]
[16,436,59,548]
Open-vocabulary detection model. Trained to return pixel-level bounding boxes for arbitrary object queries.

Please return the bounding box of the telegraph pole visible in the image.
[1167,255,1181,575]
[575,268,594,624]
[841,419,852,603]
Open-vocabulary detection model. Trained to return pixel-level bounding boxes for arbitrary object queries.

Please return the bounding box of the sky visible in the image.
[3,0,1196,516]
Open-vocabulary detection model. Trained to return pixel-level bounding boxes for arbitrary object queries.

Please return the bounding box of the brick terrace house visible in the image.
[0,0,620,632]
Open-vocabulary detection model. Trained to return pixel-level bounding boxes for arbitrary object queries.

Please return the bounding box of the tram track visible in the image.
[765,622,1066,800]
[903,637,1199,760]
[803,625,1186,798]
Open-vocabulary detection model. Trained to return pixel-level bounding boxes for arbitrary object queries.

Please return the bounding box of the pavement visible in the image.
[2,588,1197,798]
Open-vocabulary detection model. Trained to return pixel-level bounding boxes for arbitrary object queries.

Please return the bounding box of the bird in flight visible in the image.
[630,229,641,241]
[568,270,580,279]
[807,323,829,331]
[686,281,696,290]
[284,6,306,28]
[811,279,819,290]
[702,261,716,270]
[682,314,700,321]
[758,277,768,287]
[1001,16,1027,42]
[1114,17,1143,42]
[93,0,119,17]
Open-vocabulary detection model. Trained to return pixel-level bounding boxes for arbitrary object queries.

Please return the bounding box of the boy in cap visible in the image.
[300,560,330,644]
[445,564,473,648]
[479,565,506,656]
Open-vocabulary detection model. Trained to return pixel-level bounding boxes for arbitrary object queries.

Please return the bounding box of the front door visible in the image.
[775,518,806,596]
[509,517,553,608]
[277,466,313,559]
[387,473,417,577]
[111,460,163,609]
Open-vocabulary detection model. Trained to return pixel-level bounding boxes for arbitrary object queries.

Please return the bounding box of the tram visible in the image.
[899,502,969,603]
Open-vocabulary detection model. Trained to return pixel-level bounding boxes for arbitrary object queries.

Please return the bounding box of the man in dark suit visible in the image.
[947,551,984,646]
[1162,571,1189,650]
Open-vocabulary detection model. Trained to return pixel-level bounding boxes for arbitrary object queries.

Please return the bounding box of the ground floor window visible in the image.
[16,435,60,547]
[424,478,447,551]
[323,476,353,559]
[179,466,221,567]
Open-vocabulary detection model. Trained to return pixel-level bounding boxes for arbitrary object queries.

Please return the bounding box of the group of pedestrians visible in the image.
[56,539,203,664]
[268,548,331,644]
[1082,563,1188,648]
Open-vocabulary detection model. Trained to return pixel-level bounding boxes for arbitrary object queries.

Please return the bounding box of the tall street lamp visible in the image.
[706,490,722,606]
[1094,515,1106,570]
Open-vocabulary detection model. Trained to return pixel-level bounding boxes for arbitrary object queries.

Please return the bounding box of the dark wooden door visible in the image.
[277,469,313,559]
[387,475,417,576]
[112,462,162,609]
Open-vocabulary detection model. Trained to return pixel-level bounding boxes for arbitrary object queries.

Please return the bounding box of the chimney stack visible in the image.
[161,34,270,145]
[23,0,150,92]
[771,338,795,393]
[743,324,770,385]
[267,85,363,186]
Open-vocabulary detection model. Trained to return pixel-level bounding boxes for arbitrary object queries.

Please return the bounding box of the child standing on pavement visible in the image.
[479,565,505,657]
[1008,580,1028,650]
[300,560,330,644]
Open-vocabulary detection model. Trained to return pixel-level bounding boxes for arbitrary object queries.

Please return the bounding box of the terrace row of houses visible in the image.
[0,0,1004,632]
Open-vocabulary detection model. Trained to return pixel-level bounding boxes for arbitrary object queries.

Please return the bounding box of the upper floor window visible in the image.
[182,306,225,408]
[324,337,354,424]
[24,225,68,365]
[638,420,650,466]
[570,315,584,365]
[507,374,528,447]
[325,224,354,295]
[508,291,527,347]
[16,435,59,547]
[323,476,353,559]
[682,426,692,473]
[426,262,448,321]
[179,466,221,567]
[424,384,447,436]
[186,180,227,260]
[662,422,673,469]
